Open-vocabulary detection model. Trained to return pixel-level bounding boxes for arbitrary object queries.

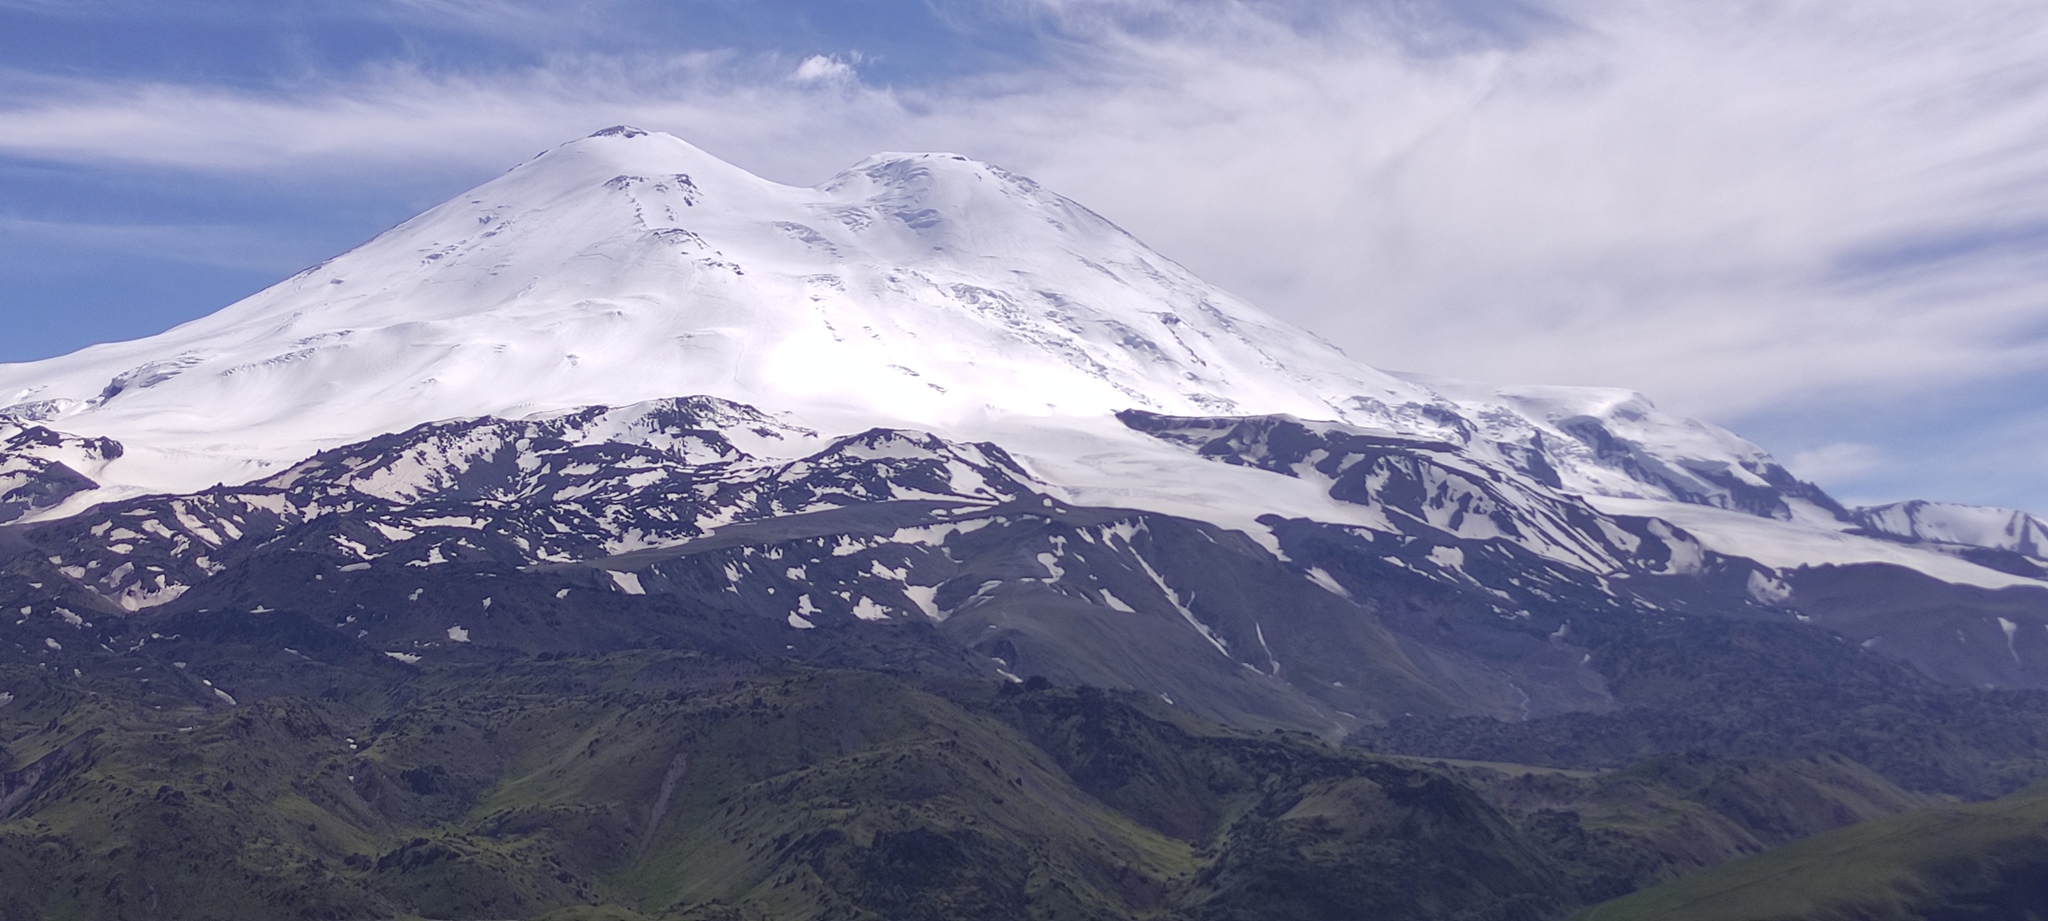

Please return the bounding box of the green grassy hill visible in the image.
[1577,784,2048,921]
[1,598,2018,921]
[0,646,1587,920]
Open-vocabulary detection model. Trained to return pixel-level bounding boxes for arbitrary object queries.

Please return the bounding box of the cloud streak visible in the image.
[0,216,321,272]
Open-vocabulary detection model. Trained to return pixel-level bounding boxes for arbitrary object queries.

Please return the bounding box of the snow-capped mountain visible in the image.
[4,127,2047,732]
[0,126,1418,494]
[1852,500,2048,558]
[0,128,1824,519]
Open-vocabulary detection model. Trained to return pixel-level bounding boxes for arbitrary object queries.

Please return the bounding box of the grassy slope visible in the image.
[1577,784,2048,921]
[0,606,1988,921]
[1438,751,1944,903]
[0,650,1586,921]
[1353,615,2048,798]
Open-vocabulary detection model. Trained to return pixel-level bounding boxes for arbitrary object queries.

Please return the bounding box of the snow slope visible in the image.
[1851,500,2048,558]
[0,127,2036,592]
[0,127,1422,496]
[1589,496,2047,591]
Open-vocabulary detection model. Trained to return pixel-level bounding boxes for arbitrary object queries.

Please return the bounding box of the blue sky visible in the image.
[0,0,1072,359]
[4,0,2048,513]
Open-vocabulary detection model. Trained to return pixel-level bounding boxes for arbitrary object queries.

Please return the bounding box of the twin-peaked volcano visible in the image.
[3,126,2047,705]
[0,127,1420,490]
[1,127,1795,520]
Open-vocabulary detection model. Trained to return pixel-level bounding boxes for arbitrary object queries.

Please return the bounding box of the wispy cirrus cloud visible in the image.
[0,216,321,272]
[1788,442,1887,484]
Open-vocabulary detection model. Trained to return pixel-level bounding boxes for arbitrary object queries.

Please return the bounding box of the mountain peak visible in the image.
[0,129,1853,547]
[820,151,1020,206]
[519,127,766,191]
[1,127,2041,607]
[0,129,1408,494]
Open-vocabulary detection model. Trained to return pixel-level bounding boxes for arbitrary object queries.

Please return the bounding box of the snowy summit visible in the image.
[0,127,2041,596]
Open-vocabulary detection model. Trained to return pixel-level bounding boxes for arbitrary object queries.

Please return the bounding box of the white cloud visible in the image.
[791,54,857,86]
[970,0,2048,420]
[0,53,906,179]
[0,217,320,272]
[0,0,2045,430]
[1787,442,1886,483]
